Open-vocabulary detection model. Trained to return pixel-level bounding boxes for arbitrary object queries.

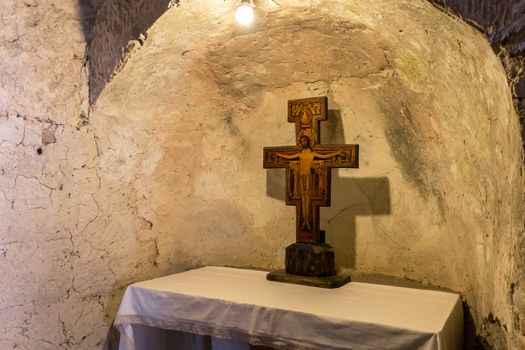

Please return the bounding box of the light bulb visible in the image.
[235,3,254,26]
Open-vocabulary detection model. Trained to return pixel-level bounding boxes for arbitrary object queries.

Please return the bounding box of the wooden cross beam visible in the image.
[264,97,359,244]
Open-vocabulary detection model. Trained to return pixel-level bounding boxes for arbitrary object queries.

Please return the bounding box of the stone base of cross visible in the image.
[263,97,359,288]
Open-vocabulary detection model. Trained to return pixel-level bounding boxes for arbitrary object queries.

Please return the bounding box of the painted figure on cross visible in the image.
[275,133,341,230]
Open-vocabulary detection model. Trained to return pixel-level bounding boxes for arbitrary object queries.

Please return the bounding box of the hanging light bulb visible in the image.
[235,0,255,26]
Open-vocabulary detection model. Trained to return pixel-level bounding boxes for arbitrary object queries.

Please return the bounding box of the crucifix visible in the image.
[263,97,359,288]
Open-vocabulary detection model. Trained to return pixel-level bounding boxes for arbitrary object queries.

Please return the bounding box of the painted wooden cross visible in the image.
[264,97,359,244]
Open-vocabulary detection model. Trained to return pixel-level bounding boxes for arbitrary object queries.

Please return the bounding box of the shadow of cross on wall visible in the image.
[266,109,391,268]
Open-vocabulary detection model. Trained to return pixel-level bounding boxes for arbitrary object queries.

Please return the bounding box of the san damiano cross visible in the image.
[263,97,359,288]
[263,97,359,244]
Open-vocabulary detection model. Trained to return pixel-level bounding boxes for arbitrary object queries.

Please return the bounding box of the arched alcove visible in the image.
[89,0,524,347]
[1,0,523,349]
[82,0,525,145]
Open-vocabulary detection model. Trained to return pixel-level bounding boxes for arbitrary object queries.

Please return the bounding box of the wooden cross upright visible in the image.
[264,97,359,244]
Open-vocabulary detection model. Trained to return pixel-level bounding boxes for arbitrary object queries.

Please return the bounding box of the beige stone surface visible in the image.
[93,0,525,347]
[0,1,108,349]
[0,0,524,349]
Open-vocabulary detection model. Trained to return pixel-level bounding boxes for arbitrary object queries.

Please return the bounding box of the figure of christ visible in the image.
[276,135,341,230]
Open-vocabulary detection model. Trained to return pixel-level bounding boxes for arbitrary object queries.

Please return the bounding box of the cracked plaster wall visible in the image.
[0,0,139,349]
[1,1,524,350]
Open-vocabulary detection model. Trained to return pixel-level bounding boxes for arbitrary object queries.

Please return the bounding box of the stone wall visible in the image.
[91,1,525,348]
[0,1,115,348]
[87,0,174,103]
[0,0,524,349]
[428,0,525,147]
[86,0,525,146]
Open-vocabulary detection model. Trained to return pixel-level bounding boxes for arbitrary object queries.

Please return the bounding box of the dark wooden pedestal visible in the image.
[267,243,351,289]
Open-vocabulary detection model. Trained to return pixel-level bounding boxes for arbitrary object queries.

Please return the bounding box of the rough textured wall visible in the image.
[1,1,524,350]
[427,0,525,52]
[83,0,525,145]
[87,0,174,103]
[0,1,117,348]
[428,0,525,147]
[90,0,525,348]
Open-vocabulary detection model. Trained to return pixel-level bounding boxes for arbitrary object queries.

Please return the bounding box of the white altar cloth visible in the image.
[115,266,463,350]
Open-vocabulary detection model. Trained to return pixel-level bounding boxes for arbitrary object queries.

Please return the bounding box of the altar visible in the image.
[114,266,463,350]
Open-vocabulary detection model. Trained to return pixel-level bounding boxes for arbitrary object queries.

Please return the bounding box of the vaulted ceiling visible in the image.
[80,0,524,140]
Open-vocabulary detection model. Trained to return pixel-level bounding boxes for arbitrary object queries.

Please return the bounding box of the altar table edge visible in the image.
[114,266,463,350]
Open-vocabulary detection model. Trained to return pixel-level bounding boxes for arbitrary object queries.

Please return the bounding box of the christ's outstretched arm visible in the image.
[276,152,301,160]
[313,150,341,159]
